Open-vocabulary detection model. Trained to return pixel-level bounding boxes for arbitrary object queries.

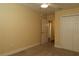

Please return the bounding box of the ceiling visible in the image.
[23,3,79,15]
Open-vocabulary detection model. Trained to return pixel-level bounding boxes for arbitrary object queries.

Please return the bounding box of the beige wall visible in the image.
[55,7,79,47]
[0,4,41,55]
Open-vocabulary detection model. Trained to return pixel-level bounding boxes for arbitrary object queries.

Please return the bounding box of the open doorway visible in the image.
[41,13,55,47]
[47,14,55,47]
[39,3,56,47]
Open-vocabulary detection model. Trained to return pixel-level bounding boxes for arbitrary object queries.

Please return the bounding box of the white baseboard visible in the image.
[0,43,40,56]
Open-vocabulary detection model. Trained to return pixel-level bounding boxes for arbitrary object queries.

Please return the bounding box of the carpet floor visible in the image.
[11,43,79,56]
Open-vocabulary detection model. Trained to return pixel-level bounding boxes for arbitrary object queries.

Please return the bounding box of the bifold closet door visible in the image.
[60,16,75,51]
[73,16,79,52]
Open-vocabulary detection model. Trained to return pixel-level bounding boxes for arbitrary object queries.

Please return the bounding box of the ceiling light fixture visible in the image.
[41,3,48,8]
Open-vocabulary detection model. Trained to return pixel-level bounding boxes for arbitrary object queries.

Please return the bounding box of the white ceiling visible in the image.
[23,3,79,15]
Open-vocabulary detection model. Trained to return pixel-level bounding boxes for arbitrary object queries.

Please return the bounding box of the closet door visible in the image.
[73,16,79,52]
[60,16,75,50]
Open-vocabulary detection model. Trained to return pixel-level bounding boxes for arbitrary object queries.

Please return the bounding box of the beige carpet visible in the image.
[11,43,79,56]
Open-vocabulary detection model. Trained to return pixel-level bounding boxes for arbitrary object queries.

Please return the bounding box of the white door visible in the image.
[60,15,79,52]
[60,16,75,50]
[73,16,79,52]
[41,19,48,44]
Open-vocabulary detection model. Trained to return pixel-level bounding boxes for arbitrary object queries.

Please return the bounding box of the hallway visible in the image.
[12,43,79,56]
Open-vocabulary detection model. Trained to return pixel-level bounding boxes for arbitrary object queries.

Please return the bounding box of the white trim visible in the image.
[0,43,40,56]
